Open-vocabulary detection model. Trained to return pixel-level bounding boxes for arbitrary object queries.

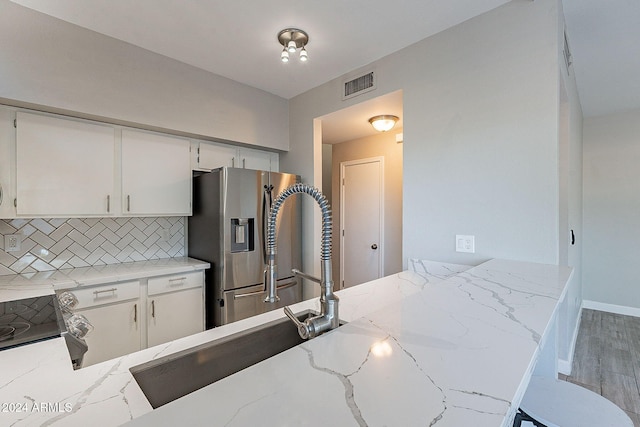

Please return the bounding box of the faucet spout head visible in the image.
[264,257,279,303]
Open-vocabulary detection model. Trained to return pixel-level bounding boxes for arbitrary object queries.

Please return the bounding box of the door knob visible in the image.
[371,244,378,250]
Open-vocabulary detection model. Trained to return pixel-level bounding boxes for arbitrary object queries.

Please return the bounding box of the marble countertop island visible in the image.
[0,258,572,427]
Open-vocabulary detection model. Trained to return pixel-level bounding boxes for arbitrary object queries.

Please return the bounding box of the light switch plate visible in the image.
[456,235,475,253]
[4,234,21,252]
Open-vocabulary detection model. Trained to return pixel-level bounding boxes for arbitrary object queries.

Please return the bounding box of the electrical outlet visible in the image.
[4,234,21,252]
[455,235,475,253]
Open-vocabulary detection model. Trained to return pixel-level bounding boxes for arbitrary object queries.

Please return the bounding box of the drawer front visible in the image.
[148,271,203,296]
[70,280,140,309]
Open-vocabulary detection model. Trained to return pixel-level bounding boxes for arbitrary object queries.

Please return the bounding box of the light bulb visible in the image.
[299,47,308,62]
[281,48,289,63]
[287,40,297,53]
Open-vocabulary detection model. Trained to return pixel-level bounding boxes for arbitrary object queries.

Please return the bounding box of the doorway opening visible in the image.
[316,90,403,290]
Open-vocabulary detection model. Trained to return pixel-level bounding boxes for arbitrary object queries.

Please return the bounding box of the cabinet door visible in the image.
[198,141,238,170]
[147,287,204,347]
[15,112,115,216]
[122,129,191,216]
[239,147,272,171]
[270,152,280,172]
[78,300,141,367]
[0,107,15,218]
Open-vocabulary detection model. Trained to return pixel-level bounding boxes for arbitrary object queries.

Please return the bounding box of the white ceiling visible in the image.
[10,0,640,139]
[562,0,640,117]
[9,0,510,100]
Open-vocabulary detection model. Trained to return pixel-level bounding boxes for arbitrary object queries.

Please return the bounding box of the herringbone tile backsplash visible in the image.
[0,217,185,276]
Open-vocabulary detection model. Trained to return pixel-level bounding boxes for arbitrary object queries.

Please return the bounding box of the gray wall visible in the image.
[282,0,564,292]
[0,1,288,151]
[583,109,640,311]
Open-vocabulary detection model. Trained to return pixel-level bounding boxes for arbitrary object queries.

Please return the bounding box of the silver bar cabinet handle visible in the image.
[93,288,117,297]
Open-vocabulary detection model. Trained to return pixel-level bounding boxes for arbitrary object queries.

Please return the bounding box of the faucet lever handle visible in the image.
[283,306,310,339]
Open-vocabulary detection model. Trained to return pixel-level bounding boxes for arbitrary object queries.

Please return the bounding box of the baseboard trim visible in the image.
[583,300,640,317]
[557,303,583,376]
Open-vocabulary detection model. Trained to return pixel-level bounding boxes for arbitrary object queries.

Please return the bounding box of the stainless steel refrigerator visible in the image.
[188,167,302,328]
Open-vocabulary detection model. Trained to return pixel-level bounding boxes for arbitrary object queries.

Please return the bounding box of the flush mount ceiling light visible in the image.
[368,115,399,132]
[278,28,309,63]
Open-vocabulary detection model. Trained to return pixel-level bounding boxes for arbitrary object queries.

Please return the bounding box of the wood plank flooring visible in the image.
[559,309,640,426]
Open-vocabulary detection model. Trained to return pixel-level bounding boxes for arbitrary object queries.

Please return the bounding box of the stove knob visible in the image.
[58,291,79,312]
[66,314,94,339]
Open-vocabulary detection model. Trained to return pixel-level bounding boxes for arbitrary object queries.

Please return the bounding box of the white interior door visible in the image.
[340,157,384,288]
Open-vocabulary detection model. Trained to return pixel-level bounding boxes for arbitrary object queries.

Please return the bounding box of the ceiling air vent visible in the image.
[342,71,376,100]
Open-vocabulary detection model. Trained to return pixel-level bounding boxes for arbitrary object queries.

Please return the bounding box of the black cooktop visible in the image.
[0,295,66,351]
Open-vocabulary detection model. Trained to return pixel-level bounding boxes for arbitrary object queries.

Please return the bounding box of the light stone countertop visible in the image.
[0,257,210,302]
[0,259,572,427]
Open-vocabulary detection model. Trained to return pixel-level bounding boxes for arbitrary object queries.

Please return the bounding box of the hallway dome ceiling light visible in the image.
[278,28,309,63]
[368,115,399,132]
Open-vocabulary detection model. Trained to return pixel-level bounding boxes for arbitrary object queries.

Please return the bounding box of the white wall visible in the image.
[556,2,584,370]
[583,109,640,312]
[283,0,562,287]
[0,1,288,151]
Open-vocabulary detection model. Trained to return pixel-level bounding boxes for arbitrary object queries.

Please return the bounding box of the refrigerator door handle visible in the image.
[234,289,267,300]
[232,278,297,300]
[276,278,297,290]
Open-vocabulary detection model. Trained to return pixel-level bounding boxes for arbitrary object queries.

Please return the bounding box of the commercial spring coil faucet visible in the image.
[264,183,339,339]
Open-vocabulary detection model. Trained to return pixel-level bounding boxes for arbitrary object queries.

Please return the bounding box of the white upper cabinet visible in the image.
[6,107,281,218]
[239,147,273,171]
[197,141,238,170]
[15,112,115,216]
[0,107,15,219]
[122,129,191,216]
[195,141,279,172]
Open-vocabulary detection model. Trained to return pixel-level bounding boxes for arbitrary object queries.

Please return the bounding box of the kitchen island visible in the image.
[0,258,572,426]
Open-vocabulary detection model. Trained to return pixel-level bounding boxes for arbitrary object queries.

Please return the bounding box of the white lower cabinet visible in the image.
[64,271,204,368]
[147,272,204,347]
[79,299,141,367]
[72,280,141,367]
[147,287,203,347]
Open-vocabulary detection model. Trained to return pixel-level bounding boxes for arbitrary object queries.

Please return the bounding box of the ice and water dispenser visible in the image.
[230,218,254,252]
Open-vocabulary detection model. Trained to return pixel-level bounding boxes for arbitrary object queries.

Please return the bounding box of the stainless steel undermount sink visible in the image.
[130,310,343,409]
